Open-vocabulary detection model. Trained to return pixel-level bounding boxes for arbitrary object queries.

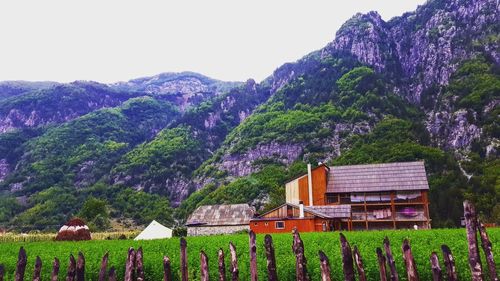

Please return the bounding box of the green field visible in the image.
[0,228,499,280]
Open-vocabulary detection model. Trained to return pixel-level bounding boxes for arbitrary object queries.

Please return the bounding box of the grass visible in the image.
[0,228,499,280]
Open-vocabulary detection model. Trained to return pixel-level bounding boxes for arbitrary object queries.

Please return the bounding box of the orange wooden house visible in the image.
[250,161,431,233]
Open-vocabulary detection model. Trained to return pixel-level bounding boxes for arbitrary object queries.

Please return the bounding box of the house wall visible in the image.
[286,165,329,206]
[250,218,330,233]
[187,224,249,236]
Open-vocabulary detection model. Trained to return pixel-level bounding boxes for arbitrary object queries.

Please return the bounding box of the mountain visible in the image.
[0,0,498,230]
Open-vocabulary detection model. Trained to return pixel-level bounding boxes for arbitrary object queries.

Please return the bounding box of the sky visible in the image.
[0,0,427,84]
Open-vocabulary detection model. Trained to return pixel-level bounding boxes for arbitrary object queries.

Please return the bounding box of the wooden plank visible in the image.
[264,235,278,281]
[383,237,399,281]
[339,233,355,281]
[218,248,227,281]
[98,252,108,281]
[108,267,116,281]
[430,252,442,281]
[249,230,258,281]
[229,242,239,281]
[401,239,419,281]
[353,246,367,281]
[441,245,458,281]
[376,248,388,281]
[463,200,484,281]
[51,258,60,281]
[76,252,85,281]
[136,247,145,281]
[163,256,172,281]
[477,221,499,281]
[124,248,136,281]
[66,254,76,281]
[200,251,209,281]
[293,229,309,281]
[180,238,188,281]
[15,247,27,281]
[33,256,42,281]
[318,250,331,281]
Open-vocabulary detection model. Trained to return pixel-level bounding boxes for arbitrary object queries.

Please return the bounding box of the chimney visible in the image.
[307,163,313,206]
[299,200,304,218]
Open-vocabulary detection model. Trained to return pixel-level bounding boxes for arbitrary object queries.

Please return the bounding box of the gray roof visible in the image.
[186,204,255,226]
[304,205,351,218]
[327,161,429,193]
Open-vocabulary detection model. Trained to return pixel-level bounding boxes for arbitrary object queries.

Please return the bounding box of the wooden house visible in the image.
[250,161,431,233]
[186,204,255,236]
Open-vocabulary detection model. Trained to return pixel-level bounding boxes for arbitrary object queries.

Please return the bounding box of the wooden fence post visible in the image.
[163,256,172,281]
[76,252,85,281]
[218,248,226,281]
[15,247,27,281]
[249,230,258,281]
[376,248,388,281]
[33,256,42,281]
[383,237,399,281]
[229,242,239,281]
[353,246,367,281]
[136,247,145,281]
[200,251,209,281]
[339,233,355,281]
[0,264,4,281]
[108,267,116,281]
[478,221,498,281]
[441,245,458,281]
[51,258,60,281]
[293,228,309,281]
[464,200,484,281]
[124,248,136,281]
[98,252,108,281]
[402,239,419,281]
[180,238,188,281]
[66,254,76,281]
[264,235,278,281]
[318,251,331,281]
[430,252,442,281]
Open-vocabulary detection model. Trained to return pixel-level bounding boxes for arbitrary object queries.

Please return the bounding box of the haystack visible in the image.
[55,218,91,241]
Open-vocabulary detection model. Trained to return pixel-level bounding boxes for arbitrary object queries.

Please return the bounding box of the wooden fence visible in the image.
[0,201,497,281]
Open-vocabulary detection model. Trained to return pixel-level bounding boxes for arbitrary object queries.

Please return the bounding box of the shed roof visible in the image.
[186,204,255,226]
[327,161,429,193]
[255,203,351,219]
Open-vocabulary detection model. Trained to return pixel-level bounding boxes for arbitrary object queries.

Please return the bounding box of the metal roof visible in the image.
[304,204,351,218]
[327,161,429,193]
[186,204,255,226]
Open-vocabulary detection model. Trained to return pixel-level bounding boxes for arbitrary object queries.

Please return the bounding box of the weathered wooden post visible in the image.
[218,248,227,281]
[249,230,258,281]
[376,248,388,281]
[200,251,209,281]
[430,252,442,281]
[383,237,399,281]
[293,228,309,281]
[464,200,484,281]
[108,267,116,281]
[124,247,136,281]
[0,264,4,281]
[180,238,189,281]
[98,252,108,281]
[353,246,367,281]
[229,242,239,281]
[441,245,458,281]
[136,247,145,281]
[163,256,172,281]
[339,233,355,281]
[15,247,27,281]
[477,221,498,281]
[76,252,85,281]
[264,235,278,281]
[51,258,60,281]
[66,254,76,281]
[402,239,419,281]
[318,251,332,281]
[33,256,42,281]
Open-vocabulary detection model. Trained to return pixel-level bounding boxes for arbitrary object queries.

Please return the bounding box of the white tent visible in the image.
[134,220,173,240]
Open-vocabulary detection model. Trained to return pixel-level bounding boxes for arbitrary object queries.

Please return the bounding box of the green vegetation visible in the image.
[0,228,498,280]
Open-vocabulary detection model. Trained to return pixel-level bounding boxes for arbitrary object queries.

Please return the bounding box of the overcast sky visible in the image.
[0,0,427,83]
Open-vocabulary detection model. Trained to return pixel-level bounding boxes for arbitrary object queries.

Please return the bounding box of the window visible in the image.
[254,222,258,226]
[265,222,268,226]
[275,221,285,229]
[326,194,339,204]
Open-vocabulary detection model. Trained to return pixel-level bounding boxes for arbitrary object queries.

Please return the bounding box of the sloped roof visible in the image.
[327,161,429,193]
[304,205,351,218]
[135,220,172,240]
[186,204,255,226]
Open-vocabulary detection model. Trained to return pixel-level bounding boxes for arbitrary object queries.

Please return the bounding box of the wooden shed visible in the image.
[186,204,255,236]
